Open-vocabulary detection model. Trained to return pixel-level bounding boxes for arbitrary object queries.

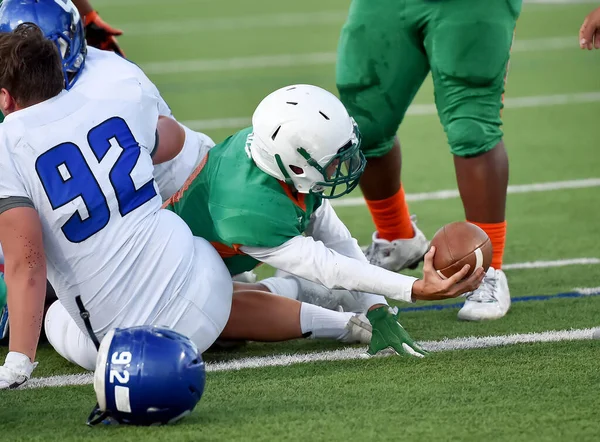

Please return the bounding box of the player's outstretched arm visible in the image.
[242,237,484,303]
[580,6,600,49]
[0,206,46,389]
[74,0,125,57]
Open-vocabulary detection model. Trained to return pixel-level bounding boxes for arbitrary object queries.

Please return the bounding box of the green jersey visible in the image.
[165,127,322,275]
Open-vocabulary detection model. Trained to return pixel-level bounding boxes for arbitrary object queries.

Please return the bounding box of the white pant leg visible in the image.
[153,125,214,202]
[45,237,232,370]
[153,237,232,353]
[45,301,98,371]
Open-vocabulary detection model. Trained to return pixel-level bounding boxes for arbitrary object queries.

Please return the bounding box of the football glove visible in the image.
[0,351,37,389]
[83,10,125,57]
[366,306,428,358]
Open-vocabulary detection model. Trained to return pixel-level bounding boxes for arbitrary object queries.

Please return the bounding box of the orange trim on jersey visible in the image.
[162,153,209,208]
[278,181,307,211]
[211,242,246,258]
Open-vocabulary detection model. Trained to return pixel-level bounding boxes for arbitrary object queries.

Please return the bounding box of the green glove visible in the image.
[366,306,428,358]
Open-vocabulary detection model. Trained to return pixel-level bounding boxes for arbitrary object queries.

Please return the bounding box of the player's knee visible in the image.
[446,118,502,158]
[44,301,70,353]
[45,301,97,370]
[337,91,398,158]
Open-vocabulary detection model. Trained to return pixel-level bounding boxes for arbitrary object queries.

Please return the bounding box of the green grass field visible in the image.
[2,0,600,440]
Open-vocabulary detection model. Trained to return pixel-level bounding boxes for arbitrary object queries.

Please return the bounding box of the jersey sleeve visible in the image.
[240,235,417,303]
[0,135,29,200]
[305,199,368,262]
[131,62,173,118]
[129,80,160,155]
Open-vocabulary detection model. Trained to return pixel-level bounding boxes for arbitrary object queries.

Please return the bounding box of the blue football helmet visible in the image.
[88,325,206,426]
[0,0,87,89]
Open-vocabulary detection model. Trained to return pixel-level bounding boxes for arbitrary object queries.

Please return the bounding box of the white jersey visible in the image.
[0,48,210,266]
[74,47,173,118]
[74,47,212,201]
[0,87,199,336]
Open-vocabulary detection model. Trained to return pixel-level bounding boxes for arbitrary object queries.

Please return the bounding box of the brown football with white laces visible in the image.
[429,222,492,280]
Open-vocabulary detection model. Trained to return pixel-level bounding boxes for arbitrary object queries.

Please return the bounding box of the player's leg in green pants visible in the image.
[336,0,522,320]
[336,0,431,272]
[425,0,521,321]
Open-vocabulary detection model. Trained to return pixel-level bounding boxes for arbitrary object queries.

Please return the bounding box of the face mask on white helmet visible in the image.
[246,84,366,199]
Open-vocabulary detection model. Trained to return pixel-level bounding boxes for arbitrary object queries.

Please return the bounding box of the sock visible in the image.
[365,185,414,241]
[299,302,354,340]
[350,292,388,312]
[260,277,300,300]
[468,220,507,270]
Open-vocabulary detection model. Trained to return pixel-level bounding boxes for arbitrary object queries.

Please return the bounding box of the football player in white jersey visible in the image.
[0,0,218,341]
[0,23,233,388]
[0,24,378,389]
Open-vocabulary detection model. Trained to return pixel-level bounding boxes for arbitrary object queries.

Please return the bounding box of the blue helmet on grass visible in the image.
[0,0,87,89]
[88,325,206,426]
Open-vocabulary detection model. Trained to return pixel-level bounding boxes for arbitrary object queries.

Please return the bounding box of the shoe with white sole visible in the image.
[232,271,258,284]
[338,314,372,344]
[458,267,510,321]
[364,215,429,272]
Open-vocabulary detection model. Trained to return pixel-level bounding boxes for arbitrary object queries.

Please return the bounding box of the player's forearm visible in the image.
[6,262,46,361]
[242,238,417,303]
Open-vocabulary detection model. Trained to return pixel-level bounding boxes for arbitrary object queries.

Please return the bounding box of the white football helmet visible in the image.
[246,84,365,198]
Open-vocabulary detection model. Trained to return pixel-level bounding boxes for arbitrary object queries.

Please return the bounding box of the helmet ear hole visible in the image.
[289,165,304,175]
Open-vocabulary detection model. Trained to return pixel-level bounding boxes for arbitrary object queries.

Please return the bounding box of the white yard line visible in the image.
[332,177,600,208]
[122,11,347,36]
[573,286,600,295]
[182,92,600,132]
[503,258,600,270]
[141,36,576,75]
[22,326,600,390]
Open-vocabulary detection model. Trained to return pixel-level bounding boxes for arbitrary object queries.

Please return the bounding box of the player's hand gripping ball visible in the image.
[430,222,492,280]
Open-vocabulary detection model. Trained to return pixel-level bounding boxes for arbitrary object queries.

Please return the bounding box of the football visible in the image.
[430,222,492,280]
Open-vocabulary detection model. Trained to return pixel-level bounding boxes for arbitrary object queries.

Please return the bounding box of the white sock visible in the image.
[260,276,300,300]
[299,302,354,340]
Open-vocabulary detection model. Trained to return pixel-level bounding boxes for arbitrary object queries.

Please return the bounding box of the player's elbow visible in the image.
[5,251,46,282]
[153,116,186,165]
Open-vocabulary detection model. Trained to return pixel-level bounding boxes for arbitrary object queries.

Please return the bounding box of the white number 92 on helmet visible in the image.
[246,84,366,199]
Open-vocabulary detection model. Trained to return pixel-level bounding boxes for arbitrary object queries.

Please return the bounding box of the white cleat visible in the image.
[338,314,372,344]
[364,216,429,272]
[458,268,511,321]
[232,271,258,284]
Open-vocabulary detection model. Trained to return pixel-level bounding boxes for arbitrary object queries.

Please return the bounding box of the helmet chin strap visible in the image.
[75,296,113,427]
[75,295,100,350]
[274,154,295,188]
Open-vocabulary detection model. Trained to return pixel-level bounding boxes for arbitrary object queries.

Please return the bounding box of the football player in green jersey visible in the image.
[166,84,485,356]
[336,0,521,322]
